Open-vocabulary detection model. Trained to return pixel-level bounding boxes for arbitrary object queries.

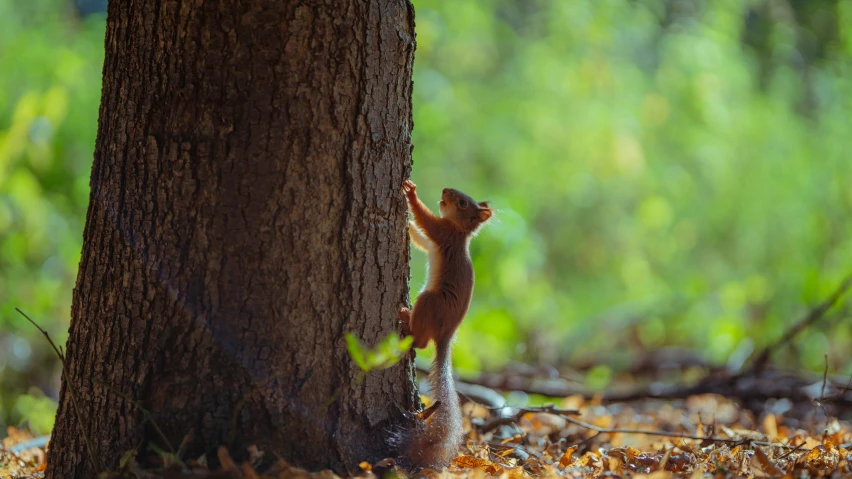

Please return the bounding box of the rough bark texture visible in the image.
[48,1,417,477]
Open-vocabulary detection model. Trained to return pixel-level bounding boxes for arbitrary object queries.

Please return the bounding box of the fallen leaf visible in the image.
[753,447,782,476]
[559,445,577,468]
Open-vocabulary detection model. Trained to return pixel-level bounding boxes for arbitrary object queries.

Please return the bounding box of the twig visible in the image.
[477,404,802,452]
[560,416,800,450]
[748,274,852,373]
[485,442,544,462]
[577,431,602,446]
[423,365,586,398]
[778,440,807,460]
[455,381,507,409]
[16,308,102,472]
[479,405,580,433]
[826,373,852,401]
[419,401,442,421]
[816,354,831,440]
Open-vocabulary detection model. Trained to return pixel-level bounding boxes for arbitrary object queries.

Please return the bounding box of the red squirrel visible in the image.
[397,179,493,470]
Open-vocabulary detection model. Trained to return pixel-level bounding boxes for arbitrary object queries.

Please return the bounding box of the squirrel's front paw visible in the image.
[399,308,412,336]
[402,180,417,197]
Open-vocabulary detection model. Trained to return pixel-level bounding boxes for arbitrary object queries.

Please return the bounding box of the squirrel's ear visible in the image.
[477,208,492,222]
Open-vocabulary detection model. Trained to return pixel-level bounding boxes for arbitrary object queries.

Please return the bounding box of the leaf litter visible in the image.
[3,393,851,478]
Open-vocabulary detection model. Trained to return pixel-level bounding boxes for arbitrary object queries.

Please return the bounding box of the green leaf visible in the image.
[370,333,413,370]
[13,393,57,435]
[346,332,412,372]
[346,333,370,371]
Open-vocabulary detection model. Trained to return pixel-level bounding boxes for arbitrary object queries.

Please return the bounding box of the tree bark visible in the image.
[47,1,417,477]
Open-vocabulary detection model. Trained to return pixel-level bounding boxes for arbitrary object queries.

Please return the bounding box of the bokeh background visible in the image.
[1,0,850,434]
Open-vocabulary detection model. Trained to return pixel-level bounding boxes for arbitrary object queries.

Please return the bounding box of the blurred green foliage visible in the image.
[0,0,105,430]
[407,0,852,375]
[347,332,414,372]
[1,0,851,429]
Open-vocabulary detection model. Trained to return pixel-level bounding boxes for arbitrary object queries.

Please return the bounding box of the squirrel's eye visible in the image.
[459,199,468,208]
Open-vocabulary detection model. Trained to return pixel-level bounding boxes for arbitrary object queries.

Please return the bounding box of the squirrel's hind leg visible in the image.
[409,292,448,349]
[400,307,430,349]
[404,303,438,349]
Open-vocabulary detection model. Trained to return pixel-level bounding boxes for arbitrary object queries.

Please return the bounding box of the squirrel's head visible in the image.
[439,188,493,234]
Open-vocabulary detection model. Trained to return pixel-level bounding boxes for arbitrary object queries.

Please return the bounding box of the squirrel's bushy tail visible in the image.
[397,337,463,471]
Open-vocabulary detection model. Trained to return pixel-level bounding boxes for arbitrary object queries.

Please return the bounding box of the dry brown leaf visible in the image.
[452,454,501,474]
[496,447,514,457]
[241,462,259,479]
[559,445,578,468]
[217,446,240,477]
[501,466,528,478]
[527,413,567,434]
[762,414,778,439]
[753,447,782,476]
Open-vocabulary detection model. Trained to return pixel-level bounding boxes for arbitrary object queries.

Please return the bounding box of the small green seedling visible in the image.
[346,332,413,372]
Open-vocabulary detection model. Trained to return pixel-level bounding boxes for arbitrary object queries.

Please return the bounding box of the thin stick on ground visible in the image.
[815,354,832,442]
[16,308,102,472]
[561,416,799,450]
[479,405,801,451]
[777,440,808,460]
[480,404,580,433]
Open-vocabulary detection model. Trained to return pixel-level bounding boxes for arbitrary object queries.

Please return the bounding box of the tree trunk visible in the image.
[47,1,417,477]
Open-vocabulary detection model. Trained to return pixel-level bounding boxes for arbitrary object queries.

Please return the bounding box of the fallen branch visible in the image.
[747,274,852,374]
[437,275,852,420]
[561,416,799,450]
[476,404,801,451]
[480,405,579,433]
[416,364,587,398]
[449,360,852,424]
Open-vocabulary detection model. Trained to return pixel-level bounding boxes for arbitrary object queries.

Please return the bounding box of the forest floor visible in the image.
[2,391,850,478]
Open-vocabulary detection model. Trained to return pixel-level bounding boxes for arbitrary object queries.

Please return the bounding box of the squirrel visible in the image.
[396,179,493,470]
